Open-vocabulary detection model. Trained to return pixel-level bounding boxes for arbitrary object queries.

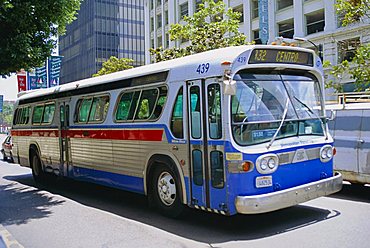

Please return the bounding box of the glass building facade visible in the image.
[60,0,145,84]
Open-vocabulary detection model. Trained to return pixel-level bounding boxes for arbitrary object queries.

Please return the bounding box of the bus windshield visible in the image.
[231,70,325,146]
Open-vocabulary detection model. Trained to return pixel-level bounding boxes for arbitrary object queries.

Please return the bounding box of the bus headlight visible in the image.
[256,154,279,174]
[320,145,333,162]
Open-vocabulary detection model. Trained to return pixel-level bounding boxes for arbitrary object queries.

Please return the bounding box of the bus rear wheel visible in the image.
[31,150,46,183]
[150,165,184,218]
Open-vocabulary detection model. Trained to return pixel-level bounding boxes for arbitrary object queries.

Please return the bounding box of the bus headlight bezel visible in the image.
[256,154,279,174]
[320,145,333,162]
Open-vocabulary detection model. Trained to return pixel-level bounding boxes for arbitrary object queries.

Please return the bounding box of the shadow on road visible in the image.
[4,172,340,243]
[327,183,370,203]
[0,174,65,225]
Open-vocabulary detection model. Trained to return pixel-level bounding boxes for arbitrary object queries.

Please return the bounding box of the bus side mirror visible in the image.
[223,78,236,95]
[326,110,336,121]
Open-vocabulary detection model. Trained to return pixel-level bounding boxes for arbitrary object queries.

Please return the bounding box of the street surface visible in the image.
[1,135,370,247]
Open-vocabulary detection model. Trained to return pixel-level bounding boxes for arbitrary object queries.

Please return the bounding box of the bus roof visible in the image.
[17,45,318,103]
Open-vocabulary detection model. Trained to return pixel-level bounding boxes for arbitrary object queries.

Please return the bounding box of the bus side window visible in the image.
[89,95,110,123]
[32,105,44,124]
[149,86,168,120]
[210,151,224,188]
[42,103,55,124]
[208,84,222,139]
[190,86,201,139]
[78,98,92,123]
[135,89,158,120]
[170,87,184,139]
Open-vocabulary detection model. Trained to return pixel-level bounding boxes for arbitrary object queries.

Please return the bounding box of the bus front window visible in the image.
[231,71,325,146]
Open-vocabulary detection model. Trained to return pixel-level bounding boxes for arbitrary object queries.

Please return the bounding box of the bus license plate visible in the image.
[256,176,273,188]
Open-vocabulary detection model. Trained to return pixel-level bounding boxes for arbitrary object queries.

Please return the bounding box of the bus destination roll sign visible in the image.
[249,49,314,66]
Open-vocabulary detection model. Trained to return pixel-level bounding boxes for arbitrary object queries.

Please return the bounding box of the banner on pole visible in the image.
[0,95,3,113]
[28,71,39,90]
[17,70,27,92]
[35,64,48,88]
[258,0,269,44]
[48,56,63,87]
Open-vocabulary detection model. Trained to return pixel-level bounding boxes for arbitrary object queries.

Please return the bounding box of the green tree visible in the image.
[0,0,81,76]
[325,0,370,92]
[92,56,134,77]
[150,0,248,62]
[0,102,14,130]
[336,0,370,26]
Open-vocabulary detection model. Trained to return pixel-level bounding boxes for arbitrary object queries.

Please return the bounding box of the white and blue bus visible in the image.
[11,45,342,216]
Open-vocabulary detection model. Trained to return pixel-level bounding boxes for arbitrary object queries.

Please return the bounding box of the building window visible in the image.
[278,19,294,38]
[251,0,259,19]
[164,10,169,26]
[157,35,162,47]
[306,10,325,35]
[156,0,161,7]
[233,5,244,23]
[338,38,360,63]
[277,0,293,10]
[157,13,162,28]
[150,17,154,31]
[253,30,262,44]
[195,0,202,12]
[180,2,188,19]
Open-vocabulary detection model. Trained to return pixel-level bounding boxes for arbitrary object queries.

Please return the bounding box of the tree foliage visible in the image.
[325,44,370,92]
[0,0,81,76]
[0,101,14,129]
[150,0,248,62]
[336,0,370,26]
[92,56,134,77]
[324,0,370,92]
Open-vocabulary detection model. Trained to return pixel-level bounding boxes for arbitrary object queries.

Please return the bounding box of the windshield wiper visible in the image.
[294,96,328,140]
[267,98,289,149]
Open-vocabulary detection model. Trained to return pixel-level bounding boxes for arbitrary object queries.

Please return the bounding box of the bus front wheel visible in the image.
[150,165,184,218]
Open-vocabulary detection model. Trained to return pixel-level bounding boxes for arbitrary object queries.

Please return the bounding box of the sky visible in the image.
[0,74,19,101]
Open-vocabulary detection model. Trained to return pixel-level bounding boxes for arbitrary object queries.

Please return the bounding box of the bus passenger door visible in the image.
[58,100,71,177]
[187,79,227,213]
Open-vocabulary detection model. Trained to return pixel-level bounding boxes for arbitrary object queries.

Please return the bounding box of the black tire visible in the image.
[149,164,184,218]
[31,150,46,183]
[1,150,7,162]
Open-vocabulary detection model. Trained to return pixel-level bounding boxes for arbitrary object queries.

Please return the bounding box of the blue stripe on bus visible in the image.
[71,166,145,194]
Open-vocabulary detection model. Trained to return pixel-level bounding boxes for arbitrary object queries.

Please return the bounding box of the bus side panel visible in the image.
[70,165,145,194]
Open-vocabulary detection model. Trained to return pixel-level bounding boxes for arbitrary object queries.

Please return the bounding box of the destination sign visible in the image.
[249,49,314,66]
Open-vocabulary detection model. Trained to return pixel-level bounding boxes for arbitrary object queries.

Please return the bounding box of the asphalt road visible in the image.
[1,146,370,247]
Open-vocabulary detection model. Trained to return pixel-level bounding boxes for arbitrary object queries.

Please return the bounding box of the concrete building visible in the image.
[144,0,370,92]
[60,0,145,84]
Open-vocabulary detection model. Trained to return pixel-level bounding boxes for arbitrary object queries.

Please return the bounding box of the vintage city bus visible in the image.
[11,45,342,216]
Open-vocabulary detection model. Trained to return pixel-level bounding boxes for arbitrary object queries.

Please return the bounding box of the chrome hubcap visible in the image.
[157,172,176,206]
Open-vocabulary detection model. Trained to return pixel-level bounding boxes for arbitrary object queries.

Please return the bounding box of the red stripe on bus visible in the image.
[11,129,164,142]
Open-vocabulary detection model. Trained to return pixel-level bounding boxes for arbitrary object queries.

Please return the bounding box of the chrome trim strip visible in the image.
[235,172,342,214]
[278,147,321,165]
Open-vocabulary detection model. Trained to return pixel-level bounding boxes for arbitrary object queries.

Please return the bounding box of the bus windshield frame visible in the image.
[231,70,325,146]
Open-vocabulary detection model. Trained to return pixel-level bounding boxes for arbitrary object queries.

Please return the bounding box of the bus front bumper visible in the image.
[235,172,342,214]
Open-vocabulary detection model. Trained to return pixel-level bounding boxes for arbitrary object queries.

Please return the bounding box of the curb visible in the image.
[0,225,24,248]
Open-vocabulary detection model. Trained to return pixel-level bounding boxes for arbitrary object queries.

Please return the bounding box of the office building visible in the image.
[60,0,145,84]
[144,0,370,92]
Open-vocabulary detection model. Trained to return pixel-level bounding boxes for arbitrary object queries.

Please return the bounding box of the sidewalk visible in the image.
[0,225,23,248]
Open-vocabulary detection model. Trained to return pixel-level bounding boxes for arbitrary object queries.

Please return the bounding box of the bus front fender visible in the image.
[235,172,342,214]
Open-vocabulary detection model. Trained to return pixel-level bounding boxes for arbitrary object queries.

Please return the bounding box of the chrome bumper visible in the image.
[235,172,342,214]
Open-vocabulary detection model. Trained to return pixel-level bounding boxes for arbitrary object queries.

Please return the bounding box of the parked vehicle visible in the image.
[326,92,370,185]
[1,135,14,163]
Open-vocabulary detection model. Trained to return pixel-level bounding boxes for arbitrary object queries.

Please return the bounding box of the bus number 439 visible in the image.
[196,63,210,74]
